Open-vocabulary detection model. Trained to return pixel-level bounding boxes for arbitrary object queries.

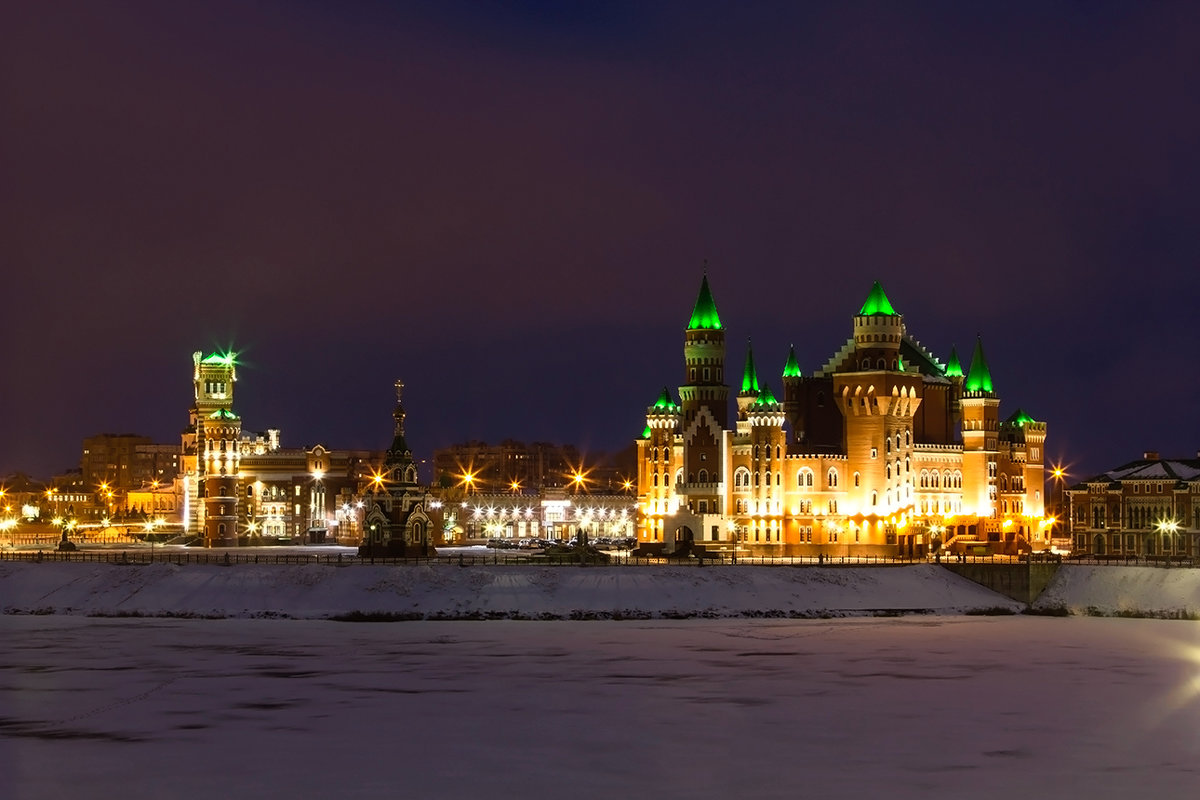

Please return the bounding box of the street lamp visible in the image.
[1156,518,1180,557]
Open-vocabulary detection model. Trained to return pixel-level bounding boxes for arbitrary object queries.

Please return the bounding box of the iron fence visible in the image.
[0,549,1193,568]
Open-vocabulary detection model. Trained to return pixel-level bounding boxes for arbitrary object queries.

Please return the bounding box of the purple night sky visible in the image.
[3,1,1199,482]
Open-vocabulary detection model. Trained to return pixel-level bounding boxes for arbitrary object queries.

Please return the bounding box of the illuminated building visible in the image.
[636,276,1048,557]
[358,381,442,557]
[432,440,621,493]
[180,350,383,546]
[1065,452,1200,557]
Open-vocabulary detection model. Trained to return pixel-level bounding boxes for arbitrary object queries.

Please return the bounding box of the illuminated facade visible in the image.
[1065,453,1200,557]
[358,381,442,557]
[637,277,1049,557]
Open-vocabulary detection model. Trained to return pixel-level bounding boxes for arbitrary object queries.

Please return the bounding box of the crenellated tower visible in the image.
[832,283,922,531]
[747,385,786,544]
[960,337,1000,520]
[186,351,240,546]
[639,387,681,541]
[678,272,728,516]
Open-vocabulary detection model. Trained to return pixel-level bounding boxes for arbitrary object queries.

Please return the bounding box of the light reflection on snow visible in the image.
[1,617,1199,799]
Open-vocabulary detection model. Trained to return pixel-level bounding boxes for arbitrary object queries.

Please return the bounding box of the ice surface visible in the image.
[1,616,1199,799]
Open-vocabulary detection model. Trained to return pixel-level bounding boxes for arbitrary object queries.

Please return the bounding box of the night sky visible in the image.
[4,1,1199,483]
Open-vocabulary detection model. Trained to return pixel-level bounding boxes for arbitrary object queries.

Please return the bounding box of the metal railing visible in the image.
[0,549,1194,568]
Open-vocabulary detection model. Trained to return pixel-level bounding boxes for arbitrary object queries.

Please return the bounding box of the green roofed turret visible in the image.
[858,281,898,316]
[964,337,994,393]
[944,346,964,378]
[652,386,680,412]
[740,339,760,394]
[782,345,801,378]
[754,384,778,406]
[1005,408,1036,426]
[687,274,722,330]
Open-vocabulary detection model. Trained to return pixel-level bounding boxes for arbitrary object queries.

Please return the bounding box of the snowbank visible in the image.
[0,561,1021,619]
[1035,564,1200,616]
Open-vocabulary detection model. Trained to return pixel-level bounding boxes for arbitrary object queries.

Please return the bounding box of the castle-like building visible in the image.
[636,277,1049,557]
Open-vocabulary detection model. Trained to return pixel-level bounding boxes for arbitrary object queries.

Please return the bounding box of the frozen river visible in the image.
[1,615,1199,799]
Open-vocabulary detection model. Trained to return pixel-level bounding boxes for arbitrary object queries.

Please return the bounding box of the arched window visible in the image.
[920,470,928,488]
[735,467,750,488]
[653,474,659,487]
[886,438,891,454]
[776,445,781,459]
[871,491,878,506]
[776,472,782,486]
[798,469,814,488]
[905,430,911,446]
[698,469,708,483]
[827,469,838,488]
[886,465,892,480]
[896,433,902,451]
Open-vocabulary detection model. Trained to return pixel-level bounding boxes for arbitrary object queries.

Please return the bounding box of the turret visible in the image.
[737,338,760,422]
[852,281,904,372]
[640,387,681,541]
[961,336,1000,518]
[680,272,729,428]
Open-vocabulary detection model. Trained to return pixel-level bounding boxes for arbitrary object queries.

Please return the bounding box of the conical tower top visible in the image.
[858,281,898,316]
[740,339,760,394]
[688,273,723,330]
[782,344,802,378]
[964,337,994,393]
[944,346,964,378]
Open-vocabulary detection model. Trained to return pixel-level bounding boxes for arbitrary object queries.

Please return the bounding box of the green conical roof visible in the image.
[652,386,679,411]
[642,424,652,439]
[201,351,236,366]
[964,337,994,393]
[858,281,898,316]
[754,384,778,406]
[1005,408,1036,426]
[687,274,723,330]
[782,345,802,378]
[944,346,964,378]
[897,354,905,372]
[208,408,239,420]
[740,339,760,393]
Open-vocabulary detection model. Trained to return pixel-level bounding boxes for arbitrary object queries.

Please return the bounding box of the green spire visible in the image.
[782,345,802,378]
[687,273,723,330]
[754,384,778,406]
[642,424,652,439]
[964,337,994,393]
[652,386,679,411]
[858,281,898,316]
[1005,408,1036,426]
[740,339,760,394]
[897,354,905,372]
[944,346,964,378]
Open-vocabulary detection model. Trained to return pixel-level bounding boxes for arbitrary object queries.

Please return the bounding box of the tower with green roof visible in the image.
[680,271,729,430]
[852,281,904,373]
[960,336,1001,521]
[187,350,241,546]
[639,386,682,544]
[736,339,761,423]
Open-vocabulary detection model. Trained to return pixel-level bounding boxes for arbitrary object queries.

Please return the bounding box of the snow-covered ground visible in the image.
[1036,565,1200,616]
[2,615,1199,799]
[0,561,1022,619]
